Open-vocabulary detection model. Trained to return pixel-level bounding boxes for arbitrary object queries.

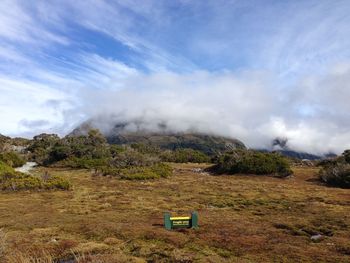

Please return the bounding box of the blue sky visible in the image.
[1,0,350,153]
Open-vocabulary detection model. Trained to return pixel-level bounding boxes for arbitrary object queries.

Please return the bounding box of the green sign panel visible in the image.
[164,211,198,230]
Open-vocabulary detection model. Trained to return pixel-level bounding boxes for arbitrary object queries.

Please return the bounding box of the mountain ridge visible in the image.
[69,120,246,155]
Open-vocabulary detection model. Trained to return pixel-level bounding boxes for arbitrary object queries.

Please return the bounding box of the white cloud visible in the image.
[0,76,71,135]
[0,0,69,46]
[0,1,350,155]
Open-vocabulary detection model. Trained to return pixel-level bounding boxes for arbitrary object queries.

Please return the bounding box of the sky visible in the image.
[0,0,350,154]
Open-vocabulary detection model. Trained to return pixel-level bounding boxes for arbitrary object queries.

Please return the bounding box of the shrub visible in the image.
[0,172,42,191]
[160,148,210,163]
[0,171,71,191]
[110,148,159,168]
[110,145,126,157]
[319,162,350,188]
[0,161,15,174]
[0,152,26,168]
[149,163,173,178]
[29,129,112,166]
[64,129,110,160]
[41,173,71,190]
[61,157,110,169]
[28,133,61,164]
[211,150,293,177]
[0,161,70,191]
[130,143,161,155]
[343,150,350,164]
[46,144,71,164]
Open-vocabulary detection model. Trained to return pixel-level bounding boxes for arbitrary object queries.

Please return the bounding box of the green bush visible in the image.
[160,148,210,163]
[211,150,293,177]
[317,150,350,188]
[149,163,173,178]
[28,133,61,164]
[130,143,161,155]
[0,161,15,174]
[0,172,42,191]
[110,145,126,157]
[29,129,112,166]
[41,173,71,190]
[110,148,159,168]
[61,157,110,169]
[0,152,26,168]
[0,161,70,191]
[343,150,350,164]
[0,171,71,191]
[64,129,111,160]
[319,161,350,189]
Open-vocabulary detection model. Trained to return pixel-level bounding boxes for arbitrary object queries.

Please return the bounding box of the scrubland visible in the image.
[0,164,349,263]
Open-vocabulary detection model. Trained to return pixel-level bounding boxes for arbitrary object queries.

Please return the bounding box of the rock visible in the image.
[310,234,323,241]
[14,162,37,174]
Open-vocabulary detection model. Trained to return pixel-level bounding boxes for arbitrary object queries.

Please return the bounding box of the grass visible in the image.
[0,164,349,262]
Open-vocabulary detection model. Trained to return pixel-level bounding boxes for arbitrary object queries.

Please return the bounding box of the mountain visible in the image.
[268,137,333,160]
[258,149,322,160]
[69,120,246,155]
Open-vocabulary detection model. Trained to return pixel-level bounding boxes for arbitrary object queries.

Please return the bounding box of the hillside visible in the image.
[70,121,246,155]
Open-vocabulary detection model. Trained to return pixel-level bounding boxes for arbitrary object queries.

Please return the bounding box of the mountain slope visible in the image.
[70,120,246,155]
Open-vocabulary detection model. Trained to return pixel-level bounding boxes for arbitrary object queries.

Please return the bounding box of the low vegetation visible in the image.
[210,150,293,177]
[319,150,350,188]
[93,162,173,179]
[0,130,349,261]
[160,148,210,163]
[0,161,70,191]
[0,151,26,168]
[0,164,348,262]
[26,131,175,180]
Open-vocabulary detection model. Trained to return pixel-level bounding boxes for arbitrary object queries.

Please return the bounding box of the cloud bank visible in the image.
[0,0,350,155]
[71,65,350,155]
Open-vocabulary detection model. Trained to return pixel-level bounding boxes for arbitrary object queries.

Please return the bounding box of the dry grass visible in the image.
[0,164,349,262]
[0,228,6,259]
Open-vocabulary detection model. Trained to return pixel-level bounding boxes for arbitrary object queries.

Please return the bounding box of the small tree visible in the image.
[319,150,350,188]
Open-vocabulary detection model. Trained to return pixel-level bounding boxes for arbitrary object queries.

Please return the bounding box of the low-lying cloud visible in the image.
[68,64,350,155]
[1,1,350,155]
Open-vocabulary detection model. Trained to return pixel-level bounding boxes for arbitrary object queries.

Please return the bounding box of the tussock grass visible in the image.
[0,164,349,262]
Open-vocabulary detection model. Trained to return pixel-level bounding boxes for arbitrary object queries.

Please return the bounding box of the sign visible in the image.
[164,211,198,230]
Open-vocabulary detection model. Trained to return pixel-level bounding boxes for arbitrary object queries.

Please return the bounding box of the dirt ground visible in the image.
[0,164,349,262]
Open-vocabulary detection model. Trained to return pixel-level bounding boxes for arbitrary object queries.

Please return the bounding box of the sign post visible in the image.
[164,211,198,230]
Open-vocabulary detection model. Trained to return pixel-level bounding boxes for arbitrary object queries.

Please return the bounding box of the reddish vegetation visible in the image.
[0,164,349,262]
